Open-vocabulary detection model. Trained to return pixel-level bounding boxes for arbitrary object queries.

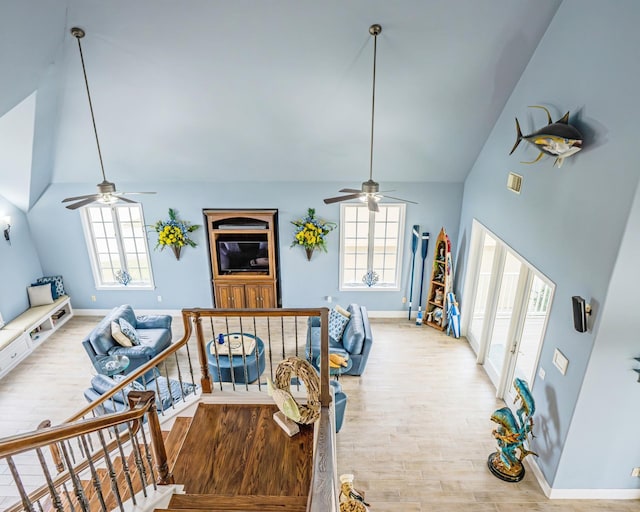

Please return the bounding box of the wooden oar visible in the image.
[407,225,420,320]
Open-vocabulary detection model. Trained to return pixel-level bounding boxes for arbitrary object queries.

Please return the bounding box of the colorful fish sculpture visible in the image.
[509,105,583,168]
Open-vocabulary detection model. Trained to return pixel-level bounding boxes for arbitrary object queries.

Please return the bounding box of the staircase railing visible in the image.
[0,307,338,512]
[0,391,170,512]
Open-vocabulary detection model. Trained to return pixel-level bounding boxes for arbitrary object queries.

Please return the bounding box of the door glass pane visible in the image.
[469,234,496,343]
[486,251,522,379]
[514,275,552,385]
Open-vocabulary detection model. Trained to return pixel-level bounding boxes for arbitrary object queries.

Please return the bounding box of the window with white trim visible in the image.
[339,203,405,290]
[81,204,154,289]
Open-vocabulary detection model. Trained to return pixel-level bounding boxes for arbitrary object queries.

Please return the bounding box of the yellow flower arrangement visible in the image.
[291,208,336,252]
[152,208,200,251]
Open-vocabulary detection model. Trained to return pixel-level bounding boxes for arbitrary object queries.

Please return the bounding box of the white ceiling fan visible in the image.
[324,24,416,213]
[62,27,155,210]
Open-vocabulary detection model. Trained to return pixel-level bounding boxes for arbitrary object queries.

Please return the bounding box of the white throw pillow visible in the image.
[27,284,54,307]
[111,321,133,347]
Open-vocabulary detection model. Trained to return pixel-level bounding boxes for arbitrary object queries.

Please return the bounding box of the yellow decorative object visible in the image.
[291,208,336,260]
[329,353,348,368]
[151,208,200,260]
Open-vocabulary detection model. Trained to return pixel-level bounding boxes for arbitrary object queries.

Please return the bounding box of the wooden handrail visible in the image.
[309,406,339,512]
[0,391,154,459]
[2,392,172,512]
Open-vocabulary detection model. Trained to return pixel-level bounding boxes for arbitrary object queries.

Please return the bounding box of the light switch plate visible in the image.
[553,349,569,375]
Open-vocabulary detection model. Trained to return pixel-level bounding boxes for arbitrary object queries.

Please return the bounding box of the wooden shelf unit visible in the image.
[205,209,280,309]
[424,227,452,331]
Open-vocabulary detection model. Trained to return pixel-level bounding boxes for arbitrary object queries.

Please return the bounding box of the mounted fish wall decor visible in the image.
[509,105,583,168]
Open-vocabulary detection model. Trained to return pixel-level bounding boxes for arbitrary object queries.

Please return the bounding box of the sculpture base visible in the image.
[487,452,525,482]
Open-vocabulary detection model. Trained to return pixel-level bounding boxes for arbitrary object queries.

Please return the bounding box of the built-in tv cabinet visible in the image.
[204,209,280,308]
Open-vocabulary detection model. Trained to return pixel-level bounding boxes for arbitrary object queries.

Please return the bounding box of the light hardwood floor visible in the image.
[0,315,637,511]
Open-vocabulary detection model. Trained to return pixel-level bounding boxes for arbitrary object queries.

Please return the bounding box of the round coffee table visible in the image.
[206,333,265,383]
[98,354,130,376]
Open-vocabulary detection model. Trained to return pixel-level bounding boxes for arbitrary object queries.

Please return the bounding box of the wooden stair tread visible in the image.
[165,416,193,470]
[160,493,307,511]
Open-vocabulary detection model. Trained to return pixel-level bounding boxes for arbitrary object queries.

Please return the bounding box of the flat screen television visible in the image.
[217,240,269,273]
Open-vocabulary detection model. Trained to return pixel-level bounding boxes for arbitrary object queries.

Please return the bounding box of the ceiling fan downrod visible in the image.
[71,27,108,185]
[368,24,381,183]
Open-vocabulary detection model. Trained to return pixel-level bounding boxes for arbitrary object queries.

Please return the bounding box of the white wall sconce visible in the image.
[571,295,592,333]
[3,216,11,245]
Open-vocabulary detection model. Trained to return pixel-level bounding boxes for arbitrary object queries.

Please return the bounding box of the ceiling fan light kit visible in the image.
[323,24,415,212]
[62,27,155,210]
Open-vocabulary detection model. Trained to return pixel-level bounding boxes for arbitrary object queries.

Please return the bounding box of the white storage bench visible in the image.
[0,296,73,379]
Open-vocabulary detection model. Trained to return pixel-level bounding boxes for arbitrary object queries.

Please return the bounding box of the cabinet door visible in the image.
[216,284,246,308]
[245,283,275,308]
[258,284,276,308]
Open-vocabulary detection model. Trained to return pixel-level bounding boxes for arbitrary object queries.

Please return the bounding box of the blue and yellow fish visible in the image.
[510,105,583,168]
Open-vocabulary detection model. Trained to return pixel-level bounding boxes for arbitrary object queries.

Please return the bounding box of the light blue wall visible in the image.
[27,181,462,312]
[456,0,640,489]
[0,195,43,321]
[554,178,640,489]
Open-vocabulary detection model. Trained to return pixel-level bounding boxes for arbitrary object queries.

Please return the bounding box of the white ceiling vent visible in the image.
[507,172,523,194]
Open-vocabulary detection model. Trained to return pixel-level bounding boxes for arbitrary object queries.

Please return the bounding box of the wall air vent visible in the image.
[507,172,523,194]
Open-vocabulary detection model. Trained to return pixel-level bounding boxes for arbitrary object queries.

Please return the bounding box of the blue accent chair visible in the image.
[82,305,172,376]
[330,380,348,433]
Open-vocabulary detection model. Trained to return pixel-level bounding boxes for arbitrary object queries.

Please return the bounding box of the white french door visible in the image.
[462,220,554,399]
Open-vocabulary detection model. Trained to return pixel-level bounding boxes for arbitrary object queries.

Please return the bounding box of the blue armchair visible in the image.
[82,305,172,375]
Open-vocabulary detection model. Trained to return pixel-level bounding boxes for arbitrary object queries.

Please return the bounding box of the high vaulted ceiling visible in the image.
[0,0,561,210]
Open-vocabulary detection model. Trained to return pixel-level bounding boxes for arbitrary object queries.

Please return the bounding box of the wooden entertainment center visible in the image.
[204,209,280,308]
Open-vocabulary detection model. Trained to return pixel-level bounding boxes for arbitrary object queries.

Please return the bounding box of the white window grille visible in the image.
[339,203,405,290]
[81,204,154,289]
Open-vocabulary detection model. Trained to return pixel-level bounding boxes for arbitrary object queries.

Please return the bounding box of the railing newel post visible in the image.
[194,314,213,393]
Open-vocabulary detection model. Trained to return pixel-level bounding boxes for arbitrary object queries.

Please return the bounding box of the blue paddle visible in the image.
[407,225,420,320]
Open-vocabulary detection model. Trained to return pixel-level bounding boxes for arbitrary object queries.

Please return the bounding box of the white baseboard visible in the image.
[368,310,411,318]
[549,488,640,500]
[525,458,640,499]
[74,308,183,316]
[525,457,552,497]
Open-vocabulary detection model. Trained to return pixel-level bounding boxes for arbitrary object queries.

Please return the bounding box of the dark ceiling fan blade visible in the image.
[65,197,100,210]
[116,196,138,204]
[62,193,99,203]
[367,196,380,212]
[380,194,418,204]
[339,188,363,194]
[324,193,363,204]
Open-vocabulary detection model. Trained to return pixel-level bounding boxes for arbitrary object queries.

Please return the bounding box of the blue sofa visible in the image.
[82,305,172,375]
[306,304,372,376]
